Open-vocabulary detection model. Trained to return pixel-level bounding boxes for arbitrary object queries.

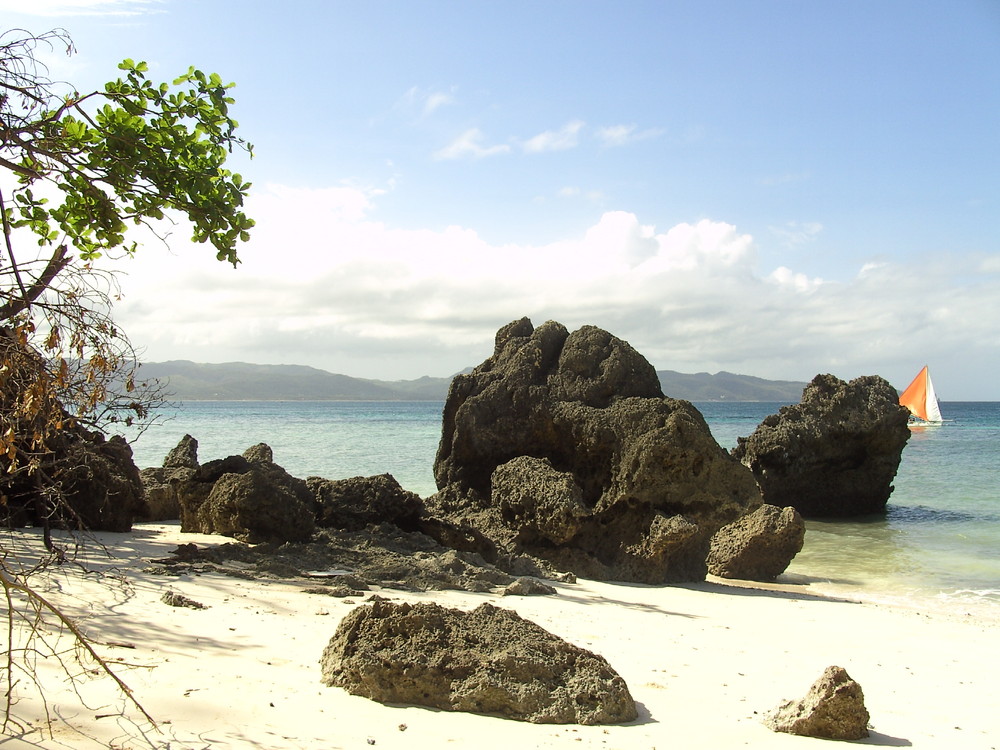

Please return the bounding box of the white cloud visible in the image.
[557,186,605,203]
[397,86,455,118]
[770,221,823,246]
[422,91,454,116]
[432,128,511,160]
[0,0,163,15]
[109,184,1000,398]
[522,120,585,153]
[768,266,823,292]
[596,124,664,147]
[979,255,1000,274]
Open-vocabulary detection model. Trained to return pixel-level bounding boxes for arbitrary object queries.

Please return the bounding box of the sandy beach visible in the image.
[2,522,997,750]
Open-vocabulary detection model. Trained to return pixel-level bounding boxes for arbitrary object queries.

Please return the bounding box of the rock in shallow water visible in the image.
[733,373,910,517]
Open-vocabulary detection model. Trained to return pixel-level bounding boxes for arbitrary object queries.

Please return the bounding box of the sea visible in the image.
[125,400,1000,617]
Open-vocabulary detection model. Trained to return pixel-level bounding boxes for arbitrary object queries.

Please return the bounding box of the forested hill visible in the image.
[138,360,807,402]
[656,370,808,402]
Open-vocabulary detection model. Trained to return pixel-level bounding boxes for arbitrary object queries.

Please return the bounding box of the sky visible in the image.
[3,0,999,399]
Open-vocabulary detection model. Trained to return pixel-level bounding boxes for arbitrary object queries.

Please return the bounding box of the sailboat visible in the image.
[899,365,943,424]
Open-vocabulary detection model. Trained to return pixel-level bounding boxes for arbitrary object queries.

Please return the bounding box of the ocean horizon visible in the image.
[125,400,1000,617]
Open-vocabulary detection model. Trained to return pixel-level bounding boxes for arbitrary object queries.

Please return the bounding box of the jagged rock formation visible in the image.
[1,428,144,533]
[320,598,637,725]
[427,318,761,583]
[732,374,911,517]
[163,433,200,469]
[177,443,315,543]
[0,329,146,532]
[55,432,145,532]
[707,504,805,581]
[764,665,870,740]
[139,434,199,521]
[307,473,422,530]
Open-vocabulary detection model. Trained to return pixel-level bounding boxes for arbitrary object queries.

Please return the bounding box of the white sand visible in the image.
[2,522,997,749]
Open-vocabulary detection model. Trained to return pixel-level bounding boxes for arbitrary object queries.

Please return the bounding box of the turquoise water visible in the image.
[700,402,1000,612]
[126,400,1000,612]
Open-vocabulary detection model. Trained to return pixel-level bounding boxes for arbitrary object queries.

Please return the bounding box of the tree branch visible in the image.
[0,563,157,730]
[0,155,42,180]
[0,243,70,321]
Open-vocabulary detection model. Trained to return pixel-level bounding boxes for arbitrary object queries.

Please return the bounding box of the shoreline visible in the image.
[3,522,998,749]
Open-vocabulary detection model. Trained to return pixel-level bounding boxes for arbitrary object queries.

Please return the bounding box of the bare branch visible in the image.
[0,243,70,320]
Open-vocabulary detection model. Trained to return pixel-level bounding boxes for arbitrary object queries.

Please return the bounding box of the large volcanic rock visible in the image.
[307,473,422,531]
[320,598,637,725]
[55,432,145,532]
[178,443,315,543]
[2,428,145,533]
[732,374,911,517]
[427,318,761,583]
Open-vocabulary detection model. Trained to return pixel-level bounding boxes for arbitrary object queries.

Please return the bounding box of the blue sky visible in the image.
[3,0,999,398]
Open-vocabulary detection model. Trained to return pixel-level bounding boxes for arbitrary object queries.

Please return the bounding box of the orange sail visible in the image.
[899,366,943,423]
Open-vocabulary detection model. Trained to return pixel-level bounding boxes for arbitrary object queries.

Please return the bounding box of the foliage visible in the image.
[0,24,253,491]
[0,26,254,738]
[1,27,253,268]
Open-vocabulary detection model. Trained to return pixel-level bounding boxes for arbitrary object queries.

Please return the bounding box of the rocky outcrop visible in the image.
[307,473,422,531]
[55,433,145,532]
[178,443,315,543]
[707,504,805,581]
[764,665,870,740]
[492,456,589,545]
[139,434,200,521]
[320,598,637,725]
[0,420,144,532]
[163,434,199,469]
[732,374,911,517]
[427,318,761,583]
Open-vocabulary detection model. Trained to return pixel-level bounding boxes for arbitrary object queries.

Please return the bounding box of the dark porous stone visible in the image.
[163,434,199,469]
[733,374,911,517]
[426,318,761,583]
[175,444,316,543]
[139,434,200,521]
[320,599,637,725]
[307,473,422,531]
[707,504,805,581]
[195,467,315,544]
[503,577,558,596]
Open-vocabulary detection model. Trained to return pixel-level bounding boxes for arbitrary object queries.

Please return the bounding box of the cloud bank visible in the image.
[113,184,1000,399]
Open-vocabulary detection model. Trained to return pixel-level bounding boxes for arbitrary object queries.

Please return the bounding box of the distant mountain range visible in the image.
[656,370,808,402]
[137,360,808,403]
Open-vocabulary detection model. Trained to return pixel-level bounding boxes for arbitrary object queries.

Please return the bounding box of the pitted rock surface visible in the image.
[733,374,910,516]
[320,598,637,724]
[707,504,805,581]
[428,318,761,583]
[764,665,870,740]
